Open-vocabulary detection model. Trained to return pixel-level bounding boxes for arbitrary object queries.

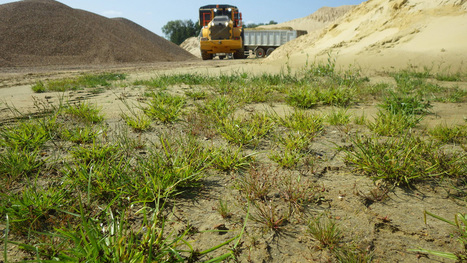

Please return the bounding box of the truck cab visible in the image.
[199,5,245,60]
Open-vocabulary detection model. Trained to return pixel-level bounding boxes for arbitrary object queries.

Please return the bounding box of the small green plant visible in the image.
[286,85,320,109]
[212,145,254,172]
[250,200,288,231]
[379,92,432,115]
[144,91,186,124]
[31,73,126,93]
[0,120,51,150]
[410,211,467,261]
[217,112,274,147]
[366,110,421,136]
[64,100,104,124]
[326,108,351,125]
[31,81,46,93]
[217,199,232,219]
[60,125,102,144]
[0,147,44,184]
[344,134,465,185]
[1,184,68,235]
[271,109,324,136]
[308,214,343,249]
[185,90,208,100]
[198,95,237,121]
[236,165,276,201]
[269,148,304,169]
[429,123,467,144]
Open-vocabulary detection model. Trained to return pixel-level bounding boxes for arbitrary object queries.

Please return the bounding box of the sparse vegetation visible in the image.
[2,64,467,262]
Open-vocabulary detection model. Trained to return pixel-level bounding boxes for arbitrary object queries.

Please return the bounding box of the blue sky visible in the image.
[0,0,366,37]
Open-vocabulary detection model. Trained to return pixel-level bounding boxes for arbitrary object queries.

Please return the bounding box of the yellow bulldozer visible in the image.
[199,4,245,60]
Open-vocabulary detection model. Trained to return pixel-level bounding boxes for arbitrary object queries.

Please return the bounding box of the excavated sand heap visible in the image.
[0,0,195,67]
[268,0,467,72]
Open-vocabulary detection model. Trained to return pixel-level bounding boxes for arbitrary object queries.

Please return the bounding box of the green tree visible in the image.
[162,19,201,45]
[244,20,278,28]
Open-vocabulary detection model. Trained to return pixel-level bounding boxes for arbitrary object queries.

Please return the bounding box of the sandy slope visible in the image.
[267,0,467,73]
[0,0,195,67]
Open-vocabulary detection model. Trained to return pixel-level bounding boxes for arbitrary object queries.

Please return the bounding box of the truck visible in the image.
[243,29,308,58]
[199,4,245,60]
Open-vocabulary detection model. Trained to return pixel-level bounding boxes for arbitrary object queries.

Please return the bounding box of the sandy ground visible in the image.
[1,0,467,261]
[0,57,466,262]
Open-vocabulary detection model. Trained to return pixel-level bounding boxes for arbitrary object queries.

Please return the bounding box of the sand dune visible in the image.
[0,0,195,67]
[268,0,467,73]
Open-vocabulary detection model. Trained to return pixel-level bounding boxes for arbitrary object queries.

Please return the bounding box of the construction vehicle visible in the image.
[199,4,245,60]
[243,29,307,58]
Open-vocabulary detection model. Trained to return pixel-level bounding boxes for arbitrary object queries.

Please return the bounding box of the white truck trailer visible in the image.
[243,29,307,58]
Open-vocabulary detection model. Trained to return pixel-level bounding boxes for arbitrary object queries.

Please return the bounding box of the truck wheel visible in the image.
[266,48,275,57]
[201,51,213,60]
[255,48,265,58]
[233,47,245,59]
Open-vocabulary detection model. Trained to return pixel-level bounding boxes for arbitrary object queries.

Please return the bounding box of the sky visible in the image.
[0,0,367,37]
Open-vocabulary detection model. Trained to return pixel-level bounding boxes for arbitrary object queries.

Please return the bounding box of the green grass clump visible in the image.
[0,184,69,235]
[308,214,343,249]
[379,92,432,115]
[144,91,186,124]
[31,73,126,93]
[429,123,467,144]
[64,101,105,124]
[344,134,465,185]
[325,108,351,126]
[217,112,274,147]
[366,110,422,136]
[271,109,324,137]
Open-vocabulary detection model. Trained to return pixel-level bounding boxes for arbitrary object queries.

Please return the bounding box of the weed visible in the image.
[144,91,186,124]
[429,123,467,144]
[1,184,69,236]
[198,95,237,121]
[237,165,276,201]
[250,200,288,231]
[356,186,390,207]
[31,73,125,93]
[435,72,463,82]
[212,145,255,172]
[60,125,103,144]
[64,100,104,124]
[326,108,351,126]
[217,199,232,219]
[379,92,432,115]
[333,245,374,263]
[0,146,44,184]
[344,134,466,185]
[217,112,274,147]
[122,111,152,132]
[31,81,46,93]
[70,141,120,164]
[278,172,322,212]
[185,90,208,100]
[271,109,324,136]
[410,211,467,261]
[0,120,51,150]
[286,85,320,109]
[308,214,343,249]
[269,148,304,169]
[366,109,421,136]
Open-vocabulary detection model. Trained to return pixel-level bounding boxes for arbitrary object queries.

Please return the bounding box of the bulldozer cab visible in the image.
[199,5,241,27]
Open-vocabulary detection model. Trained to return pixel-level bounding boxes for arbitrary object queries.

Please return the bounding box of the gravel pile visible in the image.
[0,0,195,67]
